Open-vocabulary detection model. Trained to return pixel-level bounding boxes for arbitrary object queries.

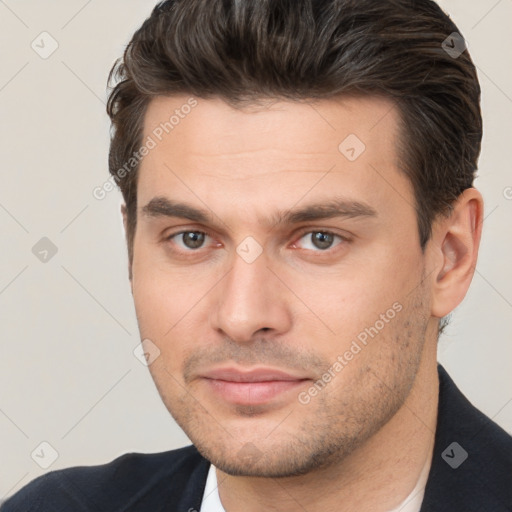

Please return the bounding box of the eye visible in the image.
[294,230,345,251]
[167,231,210,250]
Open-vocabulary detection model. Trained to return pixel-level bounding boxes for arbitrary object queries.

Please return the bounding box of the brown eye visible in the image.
[297,231,342,251]
[311,232,335,250]
[170,231,208,250]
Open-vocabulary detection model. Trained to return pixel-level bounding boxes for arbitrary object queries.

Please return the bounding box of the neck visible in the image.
[216,343,439,512]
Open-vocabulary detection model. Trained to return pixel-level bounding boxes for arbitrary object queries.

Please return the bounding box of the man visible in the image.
[3,0,511,510]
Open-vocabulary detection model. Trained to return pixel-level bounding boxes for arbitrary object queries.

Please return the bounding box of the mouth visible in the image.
[199,366,311,406]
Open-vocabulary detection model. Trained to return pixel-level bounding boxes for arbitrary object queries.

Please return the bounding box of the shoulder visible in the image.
[1,444,209,512]
[421,365,512,511]
[436,364,512,471]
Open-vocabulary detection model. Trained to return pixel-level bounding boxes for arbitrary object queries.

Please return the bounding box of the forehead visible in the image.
[141,94,399,161]
[137,94,413,225]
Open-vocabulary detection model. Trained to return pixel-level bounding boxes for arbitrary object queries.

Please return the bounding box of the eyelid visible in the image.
[163,227,351,252]
[164,228,220,250]
[293,227,351,241]
[290,228,351,252]
[164,226,213,240]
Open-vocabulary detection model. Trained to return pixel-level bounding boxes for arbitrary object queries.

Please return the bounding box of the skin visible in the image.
[125,94,483,511]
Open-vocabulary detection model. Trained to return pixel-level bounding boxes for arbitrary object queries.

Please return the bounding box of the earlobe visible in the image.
[430,188,483,318]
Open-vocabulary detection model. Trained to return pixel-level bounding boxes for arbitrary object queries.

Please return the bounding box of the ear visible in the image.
[121,204,133,285]
[429,188,484,318]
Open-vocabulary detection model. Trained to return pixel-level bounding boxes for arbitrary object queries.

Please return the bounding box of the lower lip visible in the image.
[203,378,308,405]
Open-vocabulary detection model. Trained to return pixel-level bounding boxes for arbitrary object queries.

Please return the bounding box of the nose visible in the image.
[209,248,293,343]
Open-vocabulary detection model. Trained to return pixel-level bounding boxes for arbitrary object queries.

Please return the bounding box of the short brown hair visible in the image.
[106,0,482,264]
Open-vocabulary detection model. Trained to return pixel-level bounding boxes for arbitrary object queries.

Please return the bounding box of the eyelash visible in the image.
[164,228,350,254]
[293,229,349,252]
[165,229,218,252]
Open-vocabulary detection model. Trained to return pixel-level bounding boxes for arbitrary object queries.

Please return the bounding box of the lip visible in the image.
[200,367,308,382]
[200,367,310,405]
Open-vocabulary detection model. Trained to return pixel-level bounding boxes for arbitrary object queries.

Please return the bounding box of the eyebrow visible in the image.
[141,196,377,228]
[142,196,212,224]
[271,198,377,226]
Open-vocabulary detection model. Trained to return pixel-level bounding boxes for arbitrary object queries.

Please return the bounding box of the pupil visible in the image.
[184,232,204,249]
[313,232,333,250]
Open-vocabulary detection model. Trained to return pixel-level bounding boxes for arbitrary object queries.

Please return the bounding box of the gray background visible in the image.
[1,0,511,500]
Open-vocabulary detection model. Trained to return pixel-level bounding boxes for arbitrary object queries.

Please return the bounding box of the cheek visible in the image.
[131,259,213,369]
[132,272,171,331]
[132,247,197,330]
[289,266,394,333]
[286,249,422,365]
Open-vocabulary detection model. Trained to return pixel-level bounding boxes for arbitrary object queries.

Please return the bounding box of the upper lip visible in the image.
[200,367,309,382]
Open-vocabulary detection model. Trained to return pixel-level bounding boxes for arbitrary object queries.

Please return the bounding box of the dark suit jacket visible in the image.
[2,364,511,511]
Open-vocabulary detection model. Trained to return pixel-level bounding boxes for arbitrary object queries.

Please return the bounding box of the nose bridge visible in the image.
[223,248,272,318]
[211,244,292,341]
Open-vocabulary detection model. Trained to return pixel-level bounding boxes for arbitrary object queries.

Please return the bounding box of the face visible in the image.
[130,94,437,477]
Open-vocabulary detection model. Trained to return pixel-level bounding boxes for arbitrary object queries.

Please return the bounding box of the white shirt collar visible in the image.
[199,463,226,512]
[200,453,431,512]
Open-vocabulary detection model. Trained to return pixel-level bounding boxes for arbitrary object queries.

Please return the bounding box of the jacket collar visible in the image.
[176,364,512,511]
[420,364,512,511]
